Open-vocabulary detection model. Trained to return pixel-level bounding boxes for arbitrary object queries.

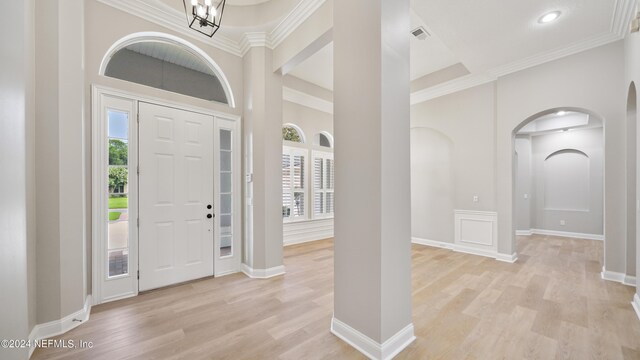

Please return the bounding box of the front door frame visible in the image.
[91,85,242,305]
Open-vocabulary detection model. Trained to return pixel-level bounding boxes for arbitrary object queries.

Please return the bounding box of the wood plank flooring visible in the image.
[32,235,640,359]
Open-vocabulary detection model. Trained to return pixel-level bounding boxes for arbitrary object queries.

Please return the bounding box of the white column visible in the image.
[242,39,285,277]
[0,0,32,358]
[332,1,415,359]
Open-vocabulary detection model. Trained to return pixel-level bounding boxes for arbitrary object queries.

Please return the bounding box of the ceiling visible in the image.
[117,0,634,94]
[287,0,632,92]
[289,42,333,90]
[157,0,300,42]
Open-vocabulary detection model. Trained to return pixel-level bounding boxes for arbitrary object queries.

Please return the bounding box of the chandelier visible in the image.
[183,0,226,37]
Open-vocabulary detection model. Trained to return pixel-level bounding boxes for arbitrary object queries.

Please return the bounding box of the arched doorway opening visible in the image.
[512,108,605,261]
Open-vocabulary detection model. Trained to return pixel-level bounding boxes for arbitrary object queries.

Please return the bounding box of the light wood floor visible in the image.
[33,235,640,360]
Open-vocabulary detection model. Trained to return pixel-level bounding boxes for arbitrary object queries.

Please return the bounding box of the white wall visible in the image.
[282,100,334,245]
[517,128,604,236]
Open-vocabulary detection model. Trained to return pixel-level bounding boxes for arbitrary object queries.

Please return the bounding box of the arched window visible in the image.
[282,124,305,143]
[315,132,333,148]
[100,32,235,107]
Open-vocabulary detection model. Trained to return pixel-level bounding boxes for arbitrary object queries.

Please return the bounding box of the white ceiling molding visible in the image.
[410,73,496,105]
[97,0,243,56]
[410,0,637,105]
[611,0,638,37]
[98,0,327,58]
[239,32,272,55]
[269,0,327,48]
[283,86,333,114]
[487,32,621,78]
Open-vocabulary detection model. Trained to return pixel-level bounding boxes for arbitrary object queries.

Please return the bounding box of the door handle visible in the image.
[207,214,213,219]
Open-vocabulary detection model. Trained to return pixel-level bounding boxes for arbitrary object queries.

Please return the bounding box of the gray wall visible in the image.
[411,42,627,269]
[35,0,87,324]
[283,100,334,144]
[496,41,626,264]
[627,82,637,277]
[410,128,454,243]
[0,0,33,358]
[624,32,640,293]
[410,82,497,215]
[105,48,229,103]
[409,83,496,244]
[515,136,532,231]
[519,128,604,235]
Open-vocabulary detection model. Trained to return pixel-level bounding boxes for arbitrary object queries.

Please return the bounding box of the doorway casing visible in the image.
[91,85,242,305]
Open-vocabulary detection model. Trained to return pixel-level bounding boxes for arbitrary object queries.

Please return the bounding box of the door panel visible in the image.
[139,102,214,291]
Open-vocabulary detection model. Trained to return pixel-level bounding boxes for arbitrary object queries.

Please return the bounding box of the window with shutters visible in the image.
[282,146,307,221]
[313,151,334,218]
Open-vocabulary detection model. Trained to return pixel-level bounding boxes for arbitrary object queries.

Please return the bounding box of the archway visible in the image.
[512,108,605,259]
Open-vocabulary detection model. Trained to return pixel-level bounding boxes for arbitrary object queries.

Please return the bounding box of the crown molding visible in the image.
[269,0,327,48]
[239,32,272,56]
[97,0,328,58]
[487,32,621,78]
[410,0,637,105]
[612,0,638,37]
[283,86,333,114]
[410,73,496,105]
[97,0,242,56]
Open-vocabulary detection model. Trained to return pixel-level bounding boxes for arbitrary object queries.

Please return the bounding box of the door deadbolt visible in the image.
[207,214,213,219]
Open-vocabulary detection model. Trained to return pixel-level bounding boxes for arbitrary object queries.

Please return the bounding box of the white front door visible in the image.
[138,102,214,291]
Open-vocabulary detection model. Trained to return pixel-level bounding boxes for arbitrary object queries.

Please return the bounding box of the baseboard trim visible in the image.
[516,230,532,236]
[601,267,635,287]
[28,295,92,358]
[632,294,640,322]
[625,275,637,286]
[529,229,604,241]
[241,264,286,279]
[284,237,332,247]
[412,237,517,263]
[495,252,519,263]
[330,317,415,360]
[411,237,454,250]
[215,269,241,277]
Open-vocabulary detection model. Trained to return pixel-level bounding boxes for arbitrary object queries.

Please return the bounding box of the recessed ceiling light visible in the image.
[539,11,561,24]
[557,110,567,116]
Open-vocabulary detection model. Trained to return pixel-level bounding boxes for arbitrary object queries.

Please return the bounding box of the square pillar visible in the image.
[332,0,415,359]
[242,40,285,277]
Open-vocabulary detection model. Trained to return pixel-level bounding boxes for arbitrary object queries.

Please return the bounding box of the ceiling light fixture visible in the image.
[557,110,567,116]
[183,0,226,37]
[539,11,561,24]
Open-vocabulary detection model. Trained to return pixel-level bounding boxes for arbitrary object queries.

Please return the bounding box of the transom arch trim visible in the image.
[99,31,236,108]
